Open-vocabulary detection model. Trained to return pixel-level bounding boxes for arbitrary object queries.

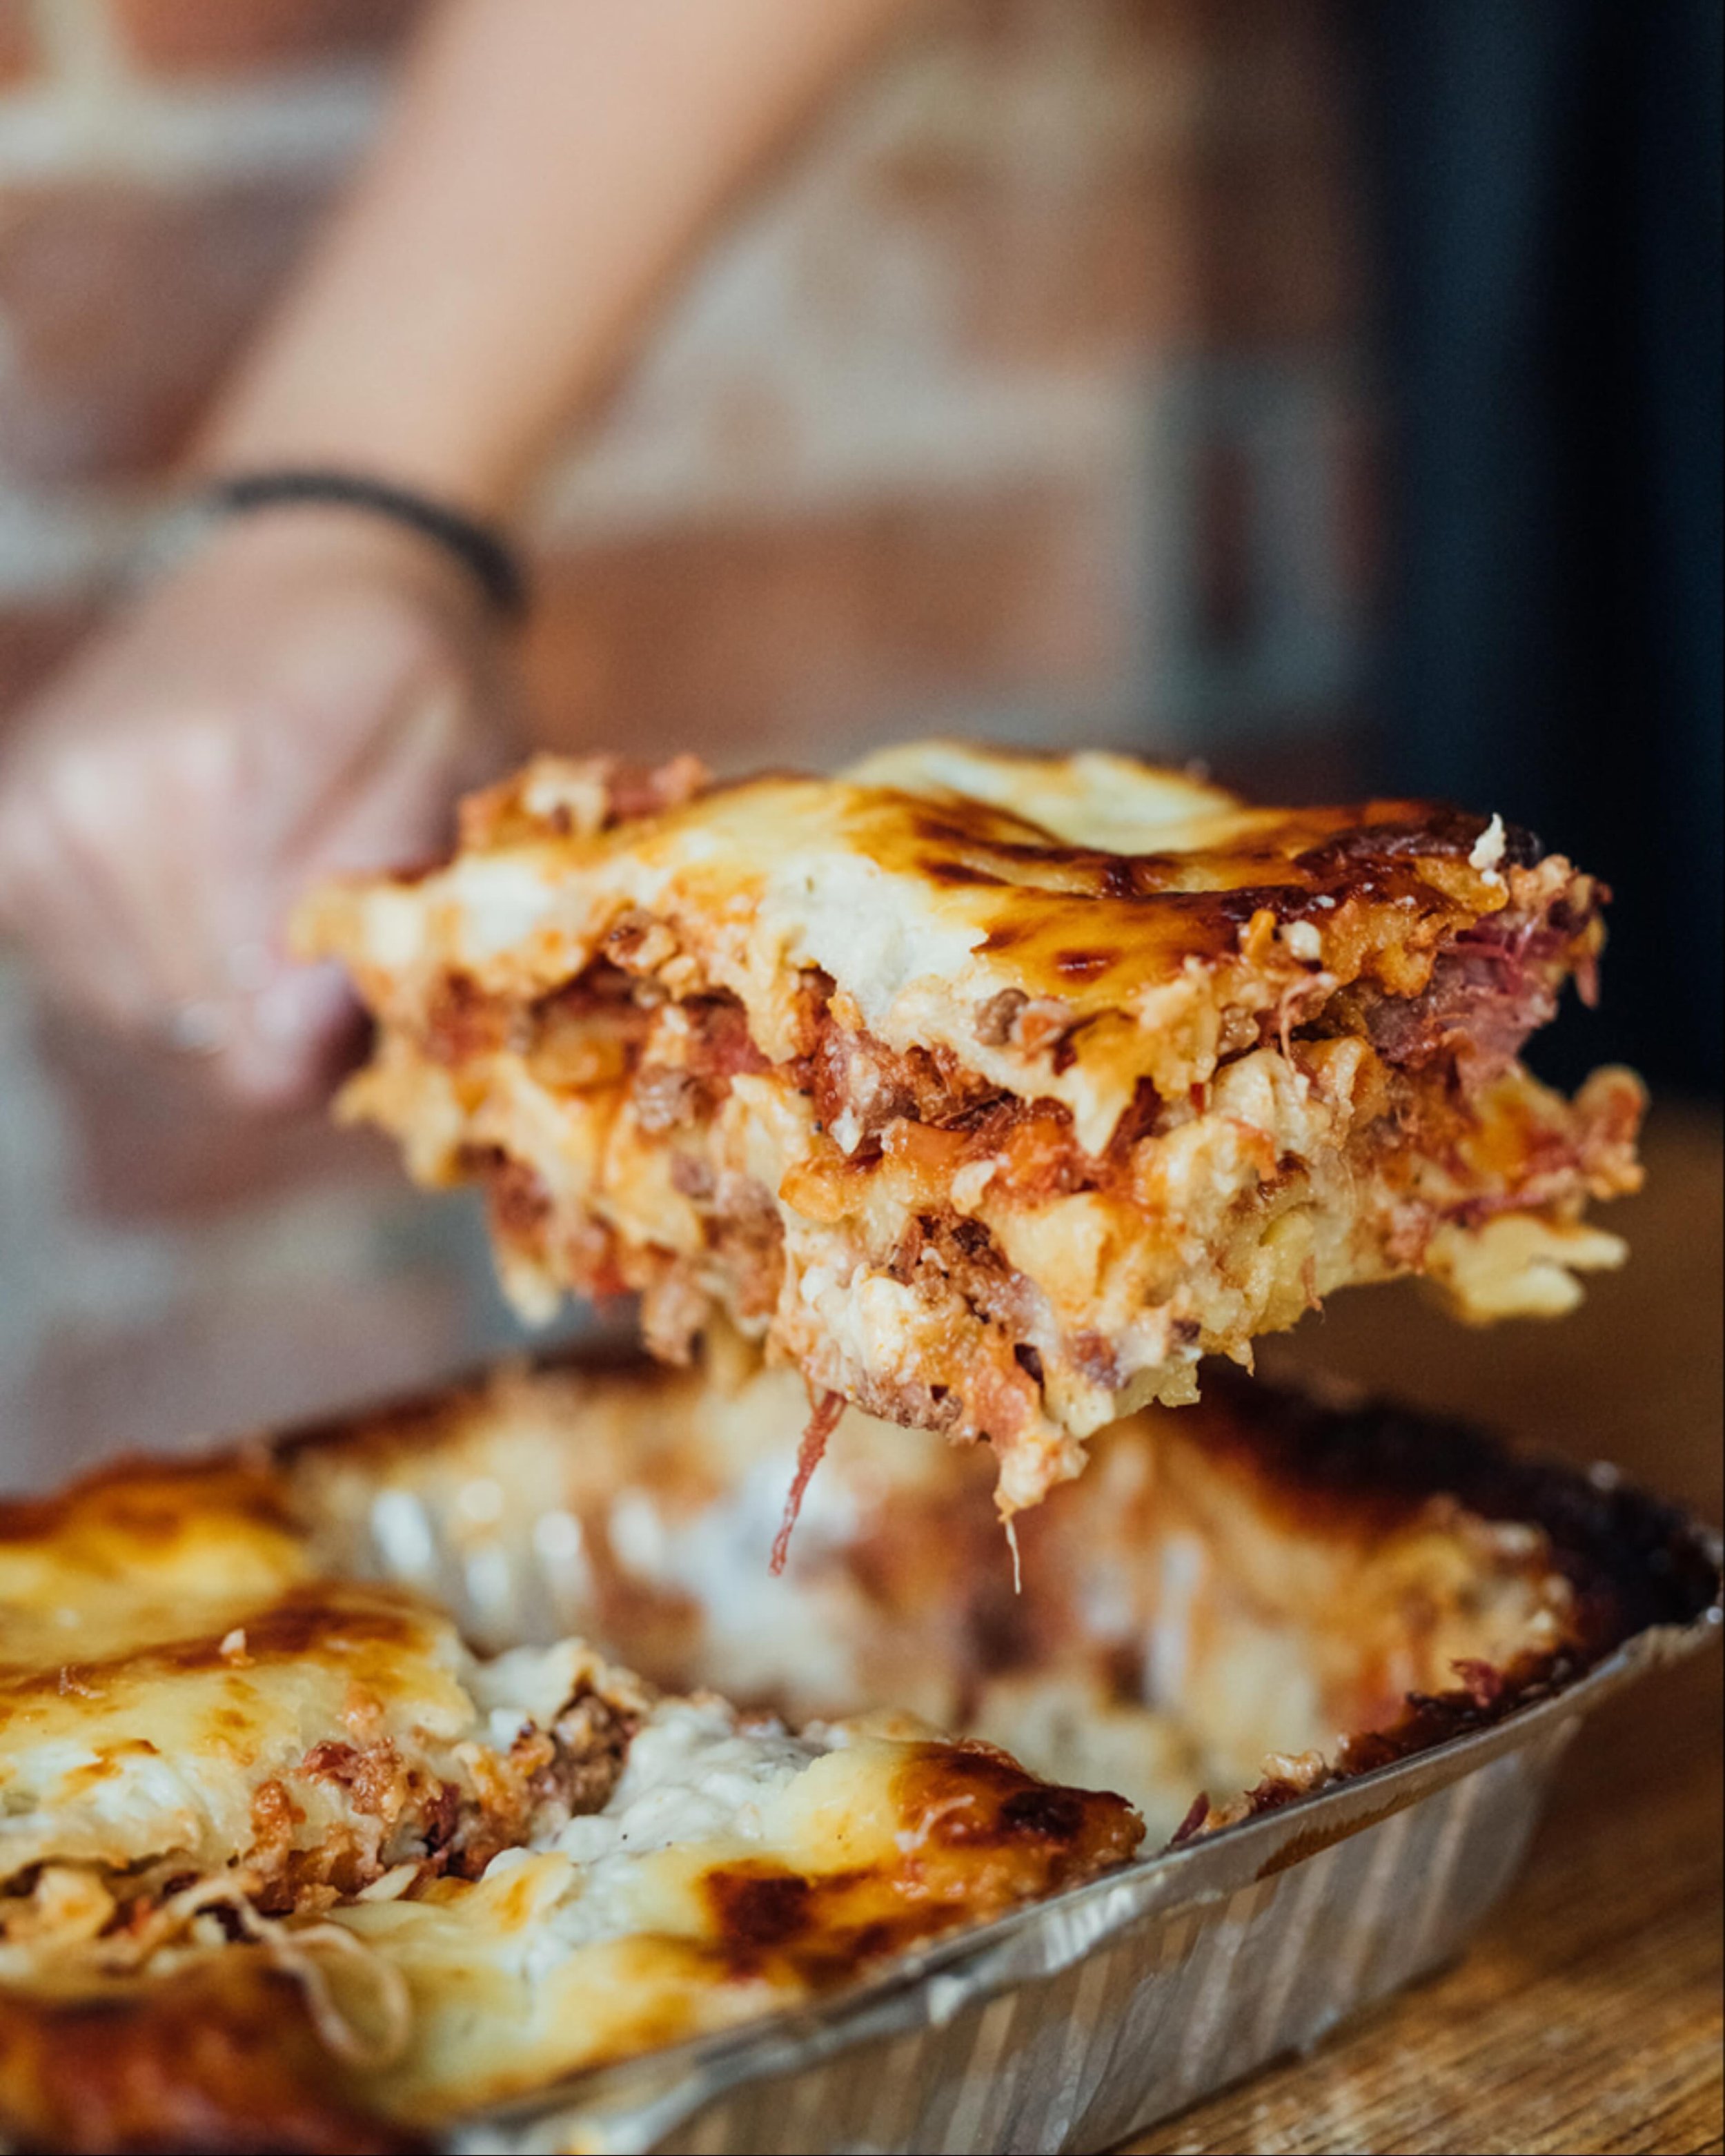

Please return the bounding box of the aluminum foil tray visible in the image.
[273,1353,1720,2156]
[457,1642,1675,2155]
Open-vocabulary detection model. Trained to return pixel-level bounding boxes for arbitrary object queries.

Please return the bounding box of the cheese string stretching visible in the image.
[771,1389,848,1577]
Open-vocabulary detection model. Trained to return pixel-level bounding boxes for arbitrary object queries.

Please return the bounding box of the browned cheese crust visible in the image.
[0,1393,1141,2150]
[0,1740,1134,2152]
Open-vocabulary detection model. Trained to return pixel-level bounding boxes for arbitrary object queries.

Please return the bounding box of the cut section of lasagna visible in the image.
[0,1453,1138,2149]
[288,1346,1715,1846]
[298,741,1643,1514]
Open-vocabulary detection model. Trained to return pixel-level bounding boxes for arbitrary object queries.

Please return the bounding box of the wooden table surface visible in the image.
[1121,1104,1724,2156]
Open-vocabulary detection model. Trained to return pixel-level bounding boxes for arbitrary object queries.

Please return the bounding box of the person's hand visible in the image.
[0,508,518,1108]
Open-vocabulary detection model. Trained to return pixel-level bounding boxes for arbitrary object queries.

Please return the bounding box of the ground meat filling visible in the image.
[437,883,1608,1417]
[704,1175,785,1317]
[466,1148,555,1273]
[890,1213,1036,1337]
[810,1022,999,1148]
[422,972,515,1064]
[458,873,1592,1197]
[0,1689,644,1954]
[634,999,771,1135]
[265,1683,641,1903]
[466,1145,635,1305]
[1348,936,1558,1081]
[1316,894,1599,1086]
[454,1687,640,1880]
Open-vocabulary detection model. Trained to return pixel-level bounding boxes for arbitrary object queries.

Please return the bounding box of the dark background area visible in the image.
[1353,0,1722,1096]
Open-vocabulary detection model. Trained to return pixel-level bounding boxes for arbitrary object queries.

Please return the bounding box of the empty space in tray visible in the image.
[282,1347,1711,1843]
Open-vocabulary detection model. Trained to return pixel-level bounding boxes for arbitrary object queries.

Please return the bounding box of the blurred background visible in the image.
[0,0,1718,1484]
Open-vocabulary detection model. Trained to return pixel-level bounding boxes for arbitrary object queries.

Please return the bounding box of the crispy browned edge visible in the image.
[1158,1367,1723,1836]
[2,1355,1717,2153]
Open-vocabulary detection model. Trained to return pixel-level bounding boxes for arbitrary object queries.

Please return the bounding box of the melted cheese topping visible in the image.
[0,1460,311,1670]
[304,1703,1136,2123]
[0,1467,647,1901]
[0,1387,1142,2143]
[324,1701,833,2115]
[299,741,1568,1152]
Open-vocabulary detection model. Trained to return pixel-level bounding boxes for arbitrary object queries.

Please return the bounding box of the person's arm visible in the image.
[0,0,922,1108]
[199,0,921,513]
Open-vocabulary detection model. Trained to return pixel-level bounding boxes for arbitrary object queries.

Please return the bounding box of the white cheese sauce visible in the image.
[484,1698,830,1959]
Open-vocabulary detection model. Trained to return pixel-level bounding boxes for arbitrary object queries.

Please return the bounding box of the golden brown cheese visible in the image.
[0,1464,652,1910]
[315,1725,1137,2125]
[300,743,1596,1146]
[0,1455,310,1672]
[0,1398,1141,2150]
[297,742,1642,1512]
[0,1725,1136,2147]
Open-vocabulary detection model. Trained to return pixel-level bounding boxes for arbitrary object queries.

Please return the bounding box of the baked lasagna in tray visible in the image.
[1,1349,1713,2153]
[297,741,1642,1514]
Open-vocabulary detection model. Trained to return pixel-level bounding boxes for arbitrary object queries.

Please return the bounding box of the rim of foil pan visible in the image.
[456,1581,1719,2154]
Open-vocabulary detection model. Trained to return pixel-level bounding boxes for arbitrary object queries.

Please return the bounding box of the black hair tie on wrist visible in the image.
[209,469,529,620]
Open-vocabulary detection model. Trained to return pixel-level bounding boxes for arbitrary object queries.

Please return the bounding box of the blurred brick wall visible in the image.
[0,0,1374,1481]
[1,0,1372,756]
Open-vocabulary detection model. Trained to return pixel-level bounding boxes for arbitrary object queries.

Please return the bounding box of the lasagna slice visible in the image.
[0,1457,656,1915]
[297,740,1643,1514]
[0,1455,1138,2149]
